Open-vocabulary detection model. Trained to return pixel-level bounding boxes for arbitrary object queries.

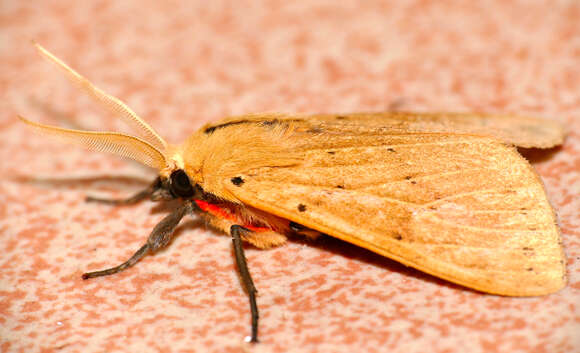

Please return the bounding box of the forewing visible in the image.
[303,112,564,148]
[223,129,566,296]
[205,112,564,148]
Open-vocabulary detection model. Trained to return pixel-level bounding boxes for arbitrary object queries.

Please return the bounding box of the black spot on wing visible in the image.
[231,176,244,186]
[204,120,251,134]
[204,118,303,134]
[297,204,307,212]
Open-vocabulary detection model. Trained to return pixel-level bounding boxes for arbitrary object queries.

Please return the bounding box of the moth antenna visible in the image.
[32,41,167,151]
[19,116,166,170]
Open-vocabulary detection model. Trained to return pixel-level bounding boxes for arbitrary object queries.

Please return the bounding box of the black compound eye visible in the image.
[170,169,194,198]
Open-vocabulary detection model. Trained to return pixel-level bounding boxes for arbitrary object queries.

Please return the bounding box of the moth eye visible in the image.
[170,169,194,198]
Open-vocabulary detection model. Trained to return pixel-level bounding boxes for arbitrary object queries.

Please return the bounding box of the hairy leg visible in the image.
[82,201,193,279]
[231,225,259,343]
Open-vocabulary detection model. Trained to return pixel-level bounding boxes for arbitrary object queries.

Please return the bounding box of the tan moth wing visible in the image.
[204,115,566,296]
[209,112,565,148]
[309,112,565,148]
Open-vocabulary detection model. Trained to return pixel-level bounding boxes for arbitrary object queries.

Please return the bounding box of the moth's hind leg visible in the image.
[82,201,192,279]
[231,225,260,343]
[205,214,287,249]
[86,177,162,205]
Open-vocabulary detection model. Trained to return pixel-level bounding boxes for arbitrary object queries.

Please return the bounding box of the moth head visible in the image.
[166,169,195,198]
[154,144,198,199]
[19,42,197,198]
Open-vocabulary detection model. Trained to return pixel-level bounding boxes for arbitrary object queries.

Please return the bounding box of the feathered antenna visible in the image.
[19,116,167,170]
[19,42,169,171]
[32,41,167,151]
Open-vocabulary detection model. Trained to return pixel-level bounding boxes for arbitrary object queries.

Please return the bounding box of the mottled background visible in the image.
[1,1,579,352]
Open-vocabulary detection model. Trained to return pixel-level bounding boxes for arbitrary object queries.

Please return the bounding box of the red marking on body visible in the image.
[194,199,271,232]
[195,199,231,220]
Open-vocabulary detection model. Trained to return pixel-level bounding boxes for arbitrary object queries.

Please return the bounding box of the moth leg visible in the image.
[231,225,259,343]
[82,201,192,279]
[242,230,287,249]
[203,214,287,249]
[85,177,161,205]
[289,221,323,240]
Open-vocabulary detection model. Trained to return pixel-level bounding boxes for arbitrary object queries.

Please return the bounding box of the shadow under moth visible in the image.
[20,43,567,343]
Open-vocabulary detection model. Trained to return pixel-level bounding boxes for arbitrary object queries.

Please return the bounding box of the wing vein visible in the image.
[298,138,493,153]
[422,187,536,207]
[420,213,549,233]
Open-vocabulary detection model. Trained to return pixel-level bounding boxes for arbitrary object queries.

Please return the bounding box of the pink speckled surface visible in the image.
[1,1,579,352]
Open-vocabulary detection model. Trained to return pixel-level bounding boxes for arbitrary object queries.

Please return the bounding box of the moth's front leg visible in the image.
[230,225,259,343]
[86,177,162,205]
[82,201,193,279]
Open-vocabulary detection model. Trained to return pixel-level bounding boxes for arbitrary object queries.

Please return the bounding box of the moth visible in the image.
[21,43,567,343]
